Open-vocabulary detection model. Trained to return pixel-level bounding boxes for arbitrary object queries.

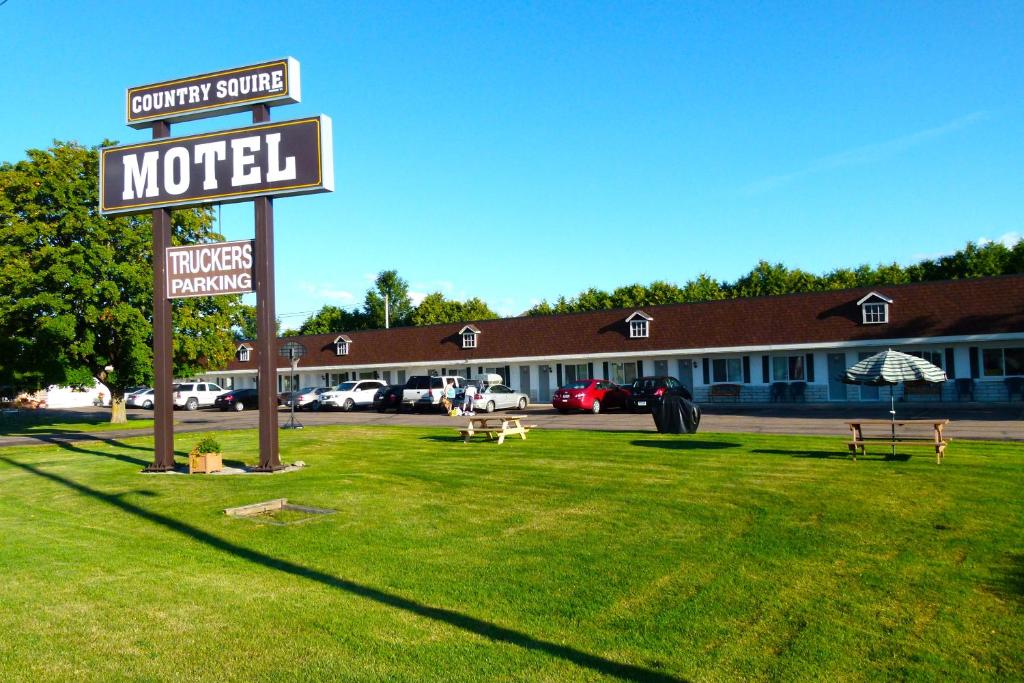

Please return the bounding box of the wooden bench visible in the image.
[709,384,741,402]
[903,381,943,401]
[845,419,950,464]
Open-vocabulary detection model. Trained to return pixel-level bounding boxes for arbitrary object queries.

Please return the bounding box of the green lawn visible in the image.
[0,426,1021,681]
[0,411,153,436]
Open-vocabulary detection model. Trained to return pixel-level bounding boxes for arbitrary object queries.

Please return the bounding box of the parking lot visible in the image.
[2,401,1020,449]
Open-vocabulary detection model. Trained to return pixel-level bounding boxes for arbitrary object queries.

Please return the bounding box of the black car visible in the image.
[214,388,278,411]
[628,376,692,412]
[372,384,404,412]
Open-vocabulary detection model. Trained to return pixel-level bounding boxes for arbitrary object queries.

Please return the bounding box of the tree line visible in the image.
[525,240,1024,315]
[235,270,500,339]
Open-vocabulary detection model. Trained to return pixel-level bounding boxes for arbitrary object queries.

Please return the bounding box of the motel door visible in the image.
[537,365,552,402]
[827,353,848,401]
[519,366,532,402]
[676,359,694,395]
[857,352,880,400]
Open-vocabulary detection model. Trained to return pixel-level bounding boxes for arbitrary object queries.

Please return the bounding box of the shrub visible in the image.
[195,435,221,454]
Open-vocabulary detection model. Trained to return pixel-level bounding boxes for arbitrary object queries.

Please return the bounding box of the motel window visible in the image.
[238,347,250,362]
[629,319,649,338]
[906,350,943,369]
[983,347,1024,377]
[610,362,638,386]
[862,303,888,324]
[463,332,477,349]
[565,363,588,383]
[712,358,743,383]
[336,341,349,356]
[772,356,805,382]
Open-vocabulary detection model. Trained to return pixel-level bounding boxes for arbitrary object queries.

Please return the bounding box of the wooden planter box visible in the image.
[189,451,223,474]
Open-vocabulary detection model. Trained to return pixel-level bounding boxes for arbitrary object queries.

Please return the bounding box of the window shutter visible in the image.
[587,362,594,379]
[637,360,644,377]
[805,354,815,382]
[969,347,980,378]
[602,361,609,379]
[504,366,511,385]
[761,355,769,384]
[703,358,710,384]
[556,364,563,387]
[742,356,751,384]
[944,348,955,379]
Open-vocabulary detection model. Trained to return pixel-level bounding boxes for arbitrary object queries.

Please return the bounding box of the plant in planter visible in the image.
[188,435,224,474]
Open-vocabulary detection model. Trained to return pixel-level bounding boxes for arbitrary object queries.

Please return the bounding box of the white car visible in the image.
[173,382,226,410]
[472,385,529,413]
[288,387,333,411]
[127,388,155,409]
[320,380,386,411]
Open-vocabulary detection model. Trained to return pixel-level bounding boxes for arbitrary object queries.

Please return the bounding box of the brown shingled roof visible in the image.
[225,274,1024,371]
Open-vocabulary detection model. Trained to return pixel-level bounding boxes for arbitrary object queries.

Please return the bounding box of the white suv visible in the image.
[320,380,385,411]
[173,382,226,410]
[401,375,465,411]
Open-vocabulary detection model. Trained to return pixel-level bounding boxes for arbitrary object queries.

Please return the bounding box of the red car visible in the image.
[552,379,631,414]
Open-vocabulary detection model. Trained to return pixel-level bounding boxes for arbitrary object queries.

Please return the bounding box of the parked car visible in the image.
[372,384,405,412]
[472,384,529,413]
[127,388,156,409]
[214,388,282,411]
[320,380,386,411]
[552,379,631,414]
[214,388,257,411]
[402,375,465,411]
[172,382,227,410]
[628,376,692,412]
[289,386,334,411]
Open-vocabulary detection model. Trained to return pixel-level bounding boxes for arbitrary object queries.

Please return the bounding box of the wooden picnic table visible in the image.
[845,419,950,464]
[458,414,534,444]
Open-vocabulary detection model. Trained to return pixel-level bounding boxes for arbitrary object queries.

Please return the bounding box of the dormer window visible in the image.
[856,292,893,325]
[460,325,481,349]
[625,311,652,338]
[334,335,352,356]
[237,344,252,362]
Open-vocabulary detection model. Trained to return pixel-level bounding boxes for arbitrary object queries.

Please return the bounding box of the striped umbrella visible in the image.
[842,349,947,455]
[842,348,947,386]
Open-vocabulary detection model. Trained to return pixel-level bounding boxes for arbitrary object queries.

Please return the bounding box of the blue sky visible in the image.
[3,1,1022,324]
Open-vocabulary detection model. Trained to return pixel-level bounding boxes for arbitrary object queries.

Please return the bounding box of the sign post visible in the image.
[101,58,332,472]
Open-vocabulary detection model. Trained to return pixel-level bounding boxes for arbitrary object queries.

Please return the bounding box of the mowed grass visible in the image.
[0,411,153,436]
[0,426,1021,681]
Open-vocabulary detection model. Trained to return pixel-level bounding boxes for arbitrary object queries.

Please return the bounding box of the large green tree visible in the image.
[0,141,243,423]
[411,293,499,326]
[364,270,414,328]
[298,304,370,335]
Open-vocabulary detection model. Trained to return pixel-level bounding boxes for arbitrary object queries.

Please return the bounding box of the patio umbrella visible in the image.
[841,348,947,455]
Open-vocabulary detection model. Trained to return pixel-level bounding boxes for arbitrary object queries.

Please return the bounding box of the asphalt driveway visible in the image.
[1,401,1021,449]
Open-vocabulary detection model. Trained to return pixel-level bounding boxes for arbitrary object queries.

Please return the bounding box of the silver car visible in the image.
[473,385,529,413]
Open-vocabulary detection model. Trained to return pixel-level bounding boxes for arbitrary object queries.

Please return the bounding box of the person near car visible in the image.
[443,379,457,414]
[462,383,477,416]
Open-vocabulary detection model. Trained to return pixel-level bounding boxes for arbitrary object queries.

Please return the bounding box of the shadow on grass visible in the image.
[0,455,687,683]
[631,440,740,451]
[48,438,190,468]
[752,448,846,459]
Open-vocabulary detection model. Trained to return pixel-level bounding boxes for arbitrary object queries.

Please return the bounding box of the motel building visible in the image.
[201,275,1024,405]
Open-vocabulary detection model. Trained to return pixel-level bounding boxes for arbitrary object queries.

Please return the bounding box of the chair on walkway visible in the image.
[955,378,974,402]
[789,381,806,402]
[1006,377,1024,402]
[769,382,788,402]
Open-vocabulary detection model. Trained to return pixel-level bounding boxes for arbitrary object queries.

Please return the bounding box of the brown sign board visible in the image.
[99,115,333,215]
[166,240,255,299]
[126,58,301,129]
